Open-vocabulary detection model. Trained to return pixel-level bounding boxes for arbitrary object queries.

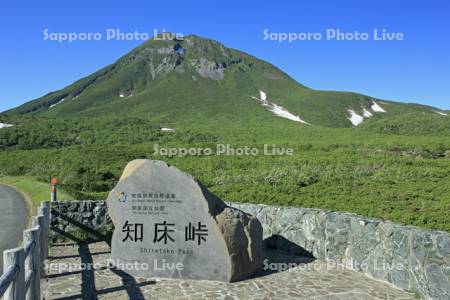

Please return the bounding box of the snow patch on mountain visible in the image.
[371,101,386,113]
[50,98,65,108]
[270,103,307,123]
[252,90,308,124]
[363,108,373,118]
[0,123,13,129]
[347,103,387,126]
[434,110,448,116]
[347,110,364,126]
[119,92,133,98]
[259,91,267,101]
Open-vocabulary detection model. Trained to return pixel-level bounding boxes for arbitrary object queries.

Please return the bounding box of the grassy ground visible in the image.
[0,116,448,232]
[0,176,73,206]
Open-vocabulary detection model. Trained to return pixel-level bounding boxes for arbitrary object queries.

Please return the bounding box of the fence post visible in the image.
[32,216,46,275]
[40,201,51,225]
[37,202,50,261]
[3,248,25,300]
[23,227,41,300]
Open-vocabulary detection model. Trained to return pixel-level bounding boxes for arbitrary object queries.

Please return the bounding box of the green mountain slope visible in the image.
[0,35,449,231]
[360,111,450,136]
[5,35,447,128]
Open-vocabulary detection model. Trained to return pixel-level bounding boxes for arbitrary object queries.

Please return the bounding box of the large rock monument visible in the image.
[107,160,263,282]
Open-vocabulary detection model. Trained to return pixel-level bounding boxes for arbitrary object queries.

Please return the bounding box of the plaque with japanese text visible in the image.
[107,160,263,282]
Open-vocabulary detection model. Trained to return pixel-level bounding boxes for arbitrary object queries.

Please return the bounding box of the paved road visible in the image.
[0,184,29,273]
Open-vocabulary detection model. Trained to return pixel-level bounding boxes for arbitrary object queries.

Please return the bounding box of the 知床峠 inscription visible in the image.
[107,160,263,282]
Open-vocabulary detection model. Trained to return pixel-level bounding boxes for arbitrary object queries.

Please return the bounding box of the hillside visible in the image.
[4,35,447,129]
[0,113,449,231]
[0,34,449,232]
[360,111,450,136]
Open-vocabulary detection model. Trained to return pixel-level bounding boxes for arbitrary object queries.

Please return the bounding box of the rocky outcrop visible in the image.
[191,57,225,80]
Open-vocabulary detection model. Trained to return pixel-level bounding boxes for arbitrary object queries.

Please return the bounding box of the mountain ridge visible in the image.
[3,34,448,128]
[0,36,449,232]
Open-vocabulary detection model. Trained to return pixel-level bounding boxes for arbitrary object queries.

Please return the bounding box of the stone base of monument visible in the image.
[107,160,263,282]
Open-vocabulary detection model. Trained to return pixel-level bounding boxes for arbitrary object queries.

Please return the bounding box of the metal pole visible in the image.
[50,178,59,202]
[50,185,57,202]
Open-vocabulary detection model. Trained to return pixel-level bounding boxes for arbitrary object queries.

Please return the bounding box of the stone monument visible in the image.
[107,159,263,282]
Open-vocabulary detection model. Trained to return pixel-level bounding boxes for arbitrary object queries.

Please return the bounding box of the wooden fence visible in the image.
[0,201,50,300]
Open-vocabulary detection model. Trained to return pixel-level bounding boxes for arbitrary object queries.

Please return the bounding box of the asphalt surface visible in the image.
[0,184,29,273]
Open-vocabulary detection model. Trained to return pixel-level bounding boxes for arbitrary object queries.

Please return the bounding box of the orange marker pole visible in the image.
[51,178,59,202]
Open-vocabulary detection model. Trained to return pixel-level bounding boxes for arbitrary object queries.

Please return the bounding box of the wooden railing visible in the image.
[0,201,50,300]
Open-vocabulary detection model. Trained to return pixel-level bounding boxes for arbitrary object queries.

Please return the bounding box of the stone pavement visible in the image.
[41,242,415,300]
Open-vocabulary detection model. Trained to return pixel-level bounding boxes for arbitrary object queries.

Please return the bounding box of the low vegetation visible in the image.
[0,116,448,231]
[1,36,448,232]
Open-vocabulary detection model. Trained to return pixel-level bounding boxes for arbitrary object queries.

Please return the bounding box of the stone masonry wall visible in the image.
[50,201,113,243]
[49,201,450,299]
[229,203,450,300]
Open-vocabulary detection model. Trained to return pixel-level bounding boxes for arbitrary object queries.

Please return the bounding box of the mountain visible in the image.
[3,34,448,129]
[1,35,449,232]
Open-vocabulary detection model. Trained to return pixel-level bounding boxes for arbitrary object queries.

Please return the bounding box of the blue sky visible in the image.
[0,0,449,112]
